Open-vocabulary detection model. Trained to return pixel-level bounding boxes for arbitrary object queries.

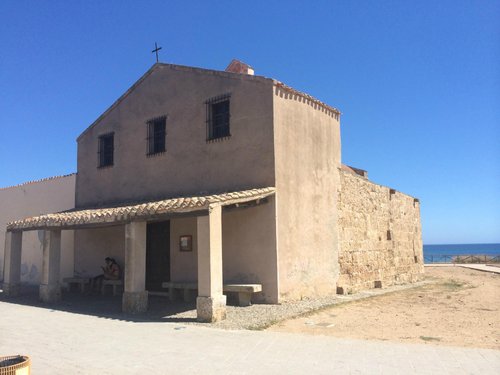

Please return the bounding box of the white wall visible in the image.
[73,225,125,278]
[221,200,278,303]
[169,199,279,303]
[273,88,341,301]
[0,174,76,284]
[170,217,198,282]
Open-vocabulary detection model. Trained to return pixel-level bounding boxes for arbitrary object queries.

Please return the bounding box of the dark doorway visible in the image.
[146,221,170,291]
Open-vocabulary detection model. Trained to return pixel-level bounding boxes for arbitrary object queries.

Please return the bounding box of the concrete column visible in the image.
[3,231,22,296]
[196,205,226,322]
[40,230,62,303]
[122,221,148,314]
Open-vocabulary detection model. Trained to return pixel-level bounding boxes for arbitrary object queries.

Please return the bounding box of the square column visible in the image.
[196,205,226,322]
[122,221,148,314]
[40,230,61,303]
[3,231,22,296]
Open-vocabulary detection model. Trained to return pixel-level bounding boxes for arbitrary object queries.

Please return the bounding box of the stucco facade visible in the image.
[273,86,341,300]
[72,64,281,303]
[0,174,76,284]
[3,61,423,320]
[71,64,343,303]
[76,64,275,209]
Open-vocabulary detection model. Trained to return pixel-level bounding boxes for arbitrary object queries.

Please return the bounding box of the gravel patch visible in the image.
[168,280,433,330]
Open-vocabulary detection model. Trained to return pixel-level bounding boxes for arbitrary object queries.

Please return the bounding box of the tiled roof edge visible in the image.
[273,80,341,116]
[7,187,276,231]
[0,173,76,191]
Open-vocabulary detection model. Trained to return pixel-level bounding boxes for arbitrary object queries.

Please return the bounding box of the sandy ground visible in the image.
[269,267,500,349]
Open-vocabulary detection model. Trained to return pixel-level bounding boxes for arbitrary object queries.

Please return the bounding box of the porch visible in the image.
[2,187,276,322]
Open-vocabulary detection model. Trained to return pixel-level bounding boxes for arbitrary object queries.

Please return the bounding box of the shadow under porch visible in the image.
[0,285,197,323]
[2,188,277,322]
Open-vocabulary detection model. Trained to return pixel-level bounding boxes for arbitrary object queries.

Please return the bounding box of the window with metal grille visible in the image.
[98,133,114,168]
[147,116,166,155]
[206,94,230,141]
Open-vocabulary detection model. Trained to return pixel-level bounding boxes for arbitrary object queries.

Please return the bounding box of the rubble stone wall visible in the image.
[338,169,424,293]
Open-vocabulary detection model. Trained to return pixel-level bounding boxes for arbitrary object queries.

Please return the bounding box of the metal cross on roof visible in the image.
[152,42,162,63]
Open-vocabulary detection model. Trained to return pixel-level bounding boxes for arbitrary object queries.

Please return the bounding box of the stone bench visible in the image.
[223,284,262,306]
[63,277,90,293]
[161,282,198,302]
[101,279,123,296]
[161,282,262,306]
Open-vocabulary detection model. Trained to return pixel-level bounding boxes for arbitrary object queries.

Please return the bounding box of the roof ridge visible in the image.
[76,64,161,141]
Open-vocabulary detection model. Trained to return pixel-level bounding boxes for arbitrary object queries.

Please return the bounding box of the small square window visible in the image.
[206,94,230,141]
[147,116,166,155]
[98,133,114,168]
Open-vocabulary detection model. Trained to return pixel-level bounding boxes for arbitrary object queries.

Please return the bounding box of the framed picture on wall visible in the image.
[179,235,192,252]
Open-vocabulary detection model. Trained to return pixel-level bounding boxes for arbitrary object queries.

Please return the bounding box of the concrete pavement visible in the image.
[0,299,499,374]
[425,263,500,274]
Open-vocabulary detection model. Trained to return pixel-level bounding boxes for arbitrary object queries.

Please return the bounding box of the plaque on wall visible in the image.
[179,235,192,252]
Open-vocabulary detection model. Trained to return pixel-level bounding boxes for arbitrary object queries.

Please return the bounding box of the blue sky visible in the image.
[0,1,498,244]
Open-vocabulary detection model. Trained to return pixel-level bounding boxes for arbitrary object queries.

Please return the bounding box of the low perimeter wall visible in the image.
[337,169,424,293]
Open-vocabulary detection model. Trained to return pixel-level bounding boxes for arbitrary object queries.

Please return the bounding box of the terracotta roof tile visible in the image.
[7,187,276,231]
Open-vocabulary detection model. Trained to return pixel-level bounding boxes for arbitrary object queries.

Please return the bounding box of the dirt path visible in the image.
[268,267,500,349]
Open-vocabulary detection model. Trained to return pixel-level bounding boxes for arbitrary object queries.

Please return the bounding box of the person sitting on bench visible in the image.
[92,257,121,293]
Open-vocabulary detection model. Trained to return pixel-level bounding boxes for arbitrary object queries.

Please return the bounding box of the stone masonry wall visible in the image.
[337,169,424,293]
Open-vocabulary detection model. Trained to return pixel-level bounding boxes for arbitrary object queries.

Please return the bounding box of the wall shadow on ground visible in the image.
[0,286,197,323]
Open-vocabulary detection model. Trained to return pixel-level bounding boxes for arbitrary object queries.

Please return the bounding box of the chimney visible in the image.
[225,59,254,75]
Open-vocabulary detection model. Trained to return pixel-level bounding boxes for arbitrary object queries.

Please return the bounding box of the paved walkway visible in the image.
[425,263,500,274]
[1,299,499,374]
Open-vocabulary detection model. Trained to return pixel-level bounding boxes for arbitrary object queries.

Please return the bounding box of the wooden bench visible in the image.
[63,277,90,293]
[161,282,262,306]
[101,279,123,296]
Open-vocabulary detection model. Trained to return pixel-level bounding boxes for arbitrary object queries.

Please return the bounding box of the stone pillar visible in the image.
[122,221,148,314]
[3,231,22,296]
[40,230,62,303]
[196,205,226,322]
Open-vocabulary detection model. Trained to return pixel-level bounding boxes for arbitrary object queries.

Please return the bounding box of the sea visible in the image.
[423,243,500,263]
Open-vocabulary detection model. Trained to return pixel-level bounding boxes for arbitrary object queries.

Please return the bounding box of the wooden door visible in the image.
[146,221,170,291]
